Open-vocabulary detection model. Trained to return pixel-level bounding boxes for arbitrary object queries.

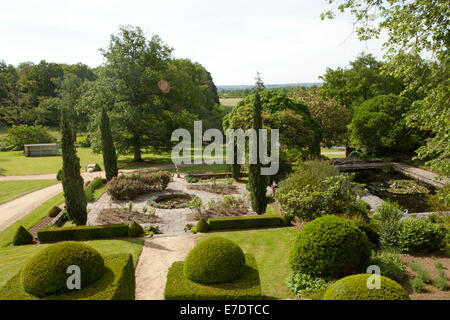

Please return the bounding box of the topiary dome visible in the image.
[323,274,410,300]
[290,215,371,278]
[183,237,245,284]
[22,241,106,298]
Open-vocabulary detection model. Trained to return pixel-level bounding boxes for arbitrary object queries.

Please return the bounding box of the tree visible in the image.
[100,107,118,181]
[323,0,449,176]
[60,107,87,225]
[248,74,267,215]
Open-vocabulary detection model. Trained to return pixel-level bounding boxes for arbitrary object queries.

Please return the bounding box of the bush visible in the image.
[208,215,284,230]
[379,221,401,249]
[128,221,144,237]
[374,200,404,224]
[37,224,129,242]
[287,273,329,298]
[21,242,105,298]
[196,218,209,233]
[164,254,261,300]
[277,175,364,222]
[12,226,33,246]
[397,219,447,253]
[426,184,450,213]
[290,215,371,278]
[48,206,62,218]
[6,124,55,150]
[344,201,371,222]
[371,249,406,282]
[84,177,104,202]
[323,274,410,300]
[183,237,246,285]
[56,169,62,181]
[0,253,135,300]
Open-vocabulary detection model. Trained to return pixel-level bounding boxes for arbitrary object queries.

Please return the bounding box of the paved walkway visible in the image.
[392,162,448,189]
[135,234,197,300]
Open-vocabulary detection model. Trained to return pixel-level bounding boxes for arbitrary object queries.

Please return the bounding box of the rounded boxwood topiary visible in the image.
[21,241,106,298]
[183,237,246,284]
[323,274,410,300]
[196,218,209,233]
[13,226,33,246]
[290,215,371,278]
[48,206,62,218]
[128,221,144,237]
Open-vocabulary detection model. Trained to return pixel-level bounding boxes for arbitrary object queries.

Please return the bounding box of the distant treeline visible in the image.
[219,83,322,98]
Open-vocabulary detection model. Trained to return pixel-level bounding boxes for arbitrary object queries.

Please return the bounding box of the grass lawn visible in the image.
[220,98,242,108]
[200,227,297,299]
[0,238,144,287]
[0,180,57,204]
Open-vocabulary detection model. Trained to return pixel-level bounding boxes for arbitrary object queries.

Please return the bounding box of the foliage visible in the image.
[397,219,447,253]
[21,242,105,298]
[56,169,62,181]
[183,237,246,285]
[371,249,406,283]
[207,215,284,231]
[410,262,431,292]
[37,224,129,242]
[277,174,364,222]
[348,94,419,156]
[47,206,62,218]
[196,218,209,233]
[100,108,118,181]
[106,171,170,200]
[373,200,404,224]
[164,254,261,300]
[84,177,104,202]
[290,215,371,278]
[378,221,401,250]
[287,273,329,298]
[12,226,33,246]
[427,184,450,213]
[323,274,410,300]
[6,125,55,150]
[128,221,144,237]
[60,107,87,225]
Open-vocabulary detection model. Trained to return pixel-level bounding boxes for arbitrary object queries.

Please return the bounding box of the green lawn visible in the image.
[200,227,297,299]
[323,153,346,159]
[0,238,144,287]
[0,180,57,204]
[220,98,242,108]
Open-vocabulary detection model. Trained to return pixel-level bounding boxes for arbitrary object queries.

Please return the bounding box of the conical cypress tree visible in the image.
[100,108,118,181]
[61,107,87,225]
[231,141,241,180]
[248,75,267,214]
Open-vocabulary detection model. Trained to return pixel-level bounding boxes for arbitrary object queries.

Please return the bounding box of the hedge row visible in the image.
[37,224,128,243]
[207,215,284,230]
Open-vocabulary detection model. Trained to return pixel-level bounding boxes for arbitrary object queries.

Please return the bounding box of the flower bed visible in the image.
[187,181,237,195]
[97,208,160,225]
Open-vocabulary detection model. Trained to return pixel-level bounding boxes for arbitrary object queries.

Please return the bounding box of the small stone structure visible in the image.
[24,143,59,157]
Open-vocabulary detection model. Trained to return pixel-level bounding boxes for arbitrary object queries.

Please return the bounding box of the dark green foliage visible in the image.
[344,201,371,222]
[21,242,105,298]
[84,177,104,202]
[0,254,135,300]
[323,274,410,300]
[60,108,87,225]
[397,219,447,253]
[12,226,33,246]
[183,237,246,284]
[100,108,118,181]
[371,250,406,283]
[37,224,129,242]
[6,124,55,150]
[290,215,371,278]
[357,224,380,250]
[164,254,261,300]
[48,206,62,218]
[128,221,144,237]
[196,218,209,233]
[56,169,62,181]
[207,215,284,230]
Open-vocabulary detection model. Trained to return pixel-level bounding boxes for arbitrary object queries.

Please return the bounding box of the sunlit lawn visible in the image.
[0,180,57,204]
[201,227,297,299]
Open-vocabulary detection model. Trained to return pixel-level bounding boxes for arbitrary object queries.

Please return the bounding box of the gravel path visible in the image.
[135,234,197,300]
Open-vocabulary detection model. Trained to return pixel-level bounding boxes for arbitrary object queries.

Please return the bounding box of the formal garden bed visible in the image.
[96,207,160,225]
[148,192,195,209]
[187,180,238,195]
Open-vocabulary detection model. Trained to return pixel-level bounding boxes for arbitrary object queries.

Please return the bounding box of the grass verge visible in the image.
[0,180,57,204]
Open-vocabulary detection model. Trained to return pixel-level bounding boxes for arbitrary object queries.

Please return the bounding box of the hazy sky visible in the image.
[0,0,387,85]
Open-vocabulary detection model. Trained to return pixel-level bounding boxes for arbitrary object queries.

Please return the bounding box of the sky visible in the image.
[0,0,388,85]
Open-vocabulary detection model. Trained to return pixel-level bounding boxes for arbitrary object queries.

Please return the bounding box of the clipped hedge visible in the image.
[48,206,62,218]
[323,274,410,300]
[22,242,105,297]
[165,254,261,300]
[196,218,209,233]
[0,253,135,300]
[184,237,246,284]
[37,224,128,243]
[208,215,283,230]
[12,226,33,246]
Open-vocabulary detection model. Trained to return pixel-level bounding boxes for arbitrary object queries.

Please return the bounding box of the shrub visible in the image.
[128,221,144,237]
[426,184,450,212]
[410,262,431,283]
[410,276,426,293]
[164,254,261,300]
[344,201,371,222]
[6,124,55,150]
[208,215,284,230]
[56,169,62,181]
[37,224,128,242]
[277,175,364,222]
[397,219,447,253]
[196,219,209,233]
[22,242,106,298]
[183,237,246,284]
[323,274,410,300]
[379,221,401,249]
[12,226,33,246]
[374,200,404,224]
[290,215,371,278]
[371,249,406,282]
[287,273,329,298]
[48,206,62,218]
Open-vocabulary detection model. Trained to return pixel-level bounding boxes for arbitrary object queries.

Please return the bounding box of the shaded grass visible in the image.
[200,227,297,299]
[0,180,57,204]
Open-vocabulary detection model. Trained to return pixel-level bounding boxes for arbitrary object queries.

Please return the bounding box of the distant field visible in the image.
[220,98,242,108]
